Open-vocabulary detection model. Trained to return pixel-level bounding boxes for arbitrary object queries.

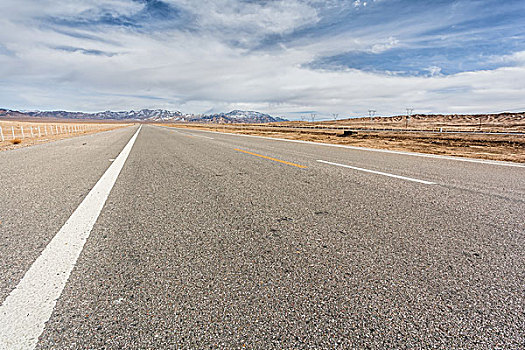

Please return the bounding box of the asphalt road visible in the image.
[1,124,524,349]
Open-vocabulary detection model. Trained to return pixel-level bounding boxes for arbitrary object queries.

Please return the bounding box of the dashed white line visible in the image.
[157,125,214,139]
[317,159,436,185]
[191,133,214,140]
[0,125,142,350]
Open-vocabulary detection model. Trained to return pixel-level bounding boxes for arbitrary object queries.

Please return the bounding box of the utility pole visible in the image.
[311,113,316,123]
[368,109,376,122]
[406,108,414,129]
[332,113,339,121]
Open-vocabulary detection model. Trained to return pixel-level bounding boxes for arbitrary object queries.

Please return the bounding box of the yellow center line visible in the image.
[234,148,307,168]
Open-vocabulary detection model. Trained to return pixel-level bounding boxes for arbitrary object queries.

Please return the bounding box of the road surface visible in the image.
[0,125,523,349]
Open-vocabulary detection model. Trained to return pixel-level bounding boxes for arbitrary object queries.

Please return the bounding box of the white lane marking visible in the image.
[158,126,214,139]
[190,133,214,140]
[317,159,436,185]
[181,128,525,168]
[0,126,142,350]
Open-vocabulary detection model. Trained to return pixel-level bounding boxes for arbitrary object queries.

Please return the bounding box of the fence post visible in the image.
[38,126,41,137]
[12,126,15,139]
[45,125,48,136]
[21,126,25,139]
[30,126,34,137]
[0,126,4,142]
[56,125,58,134]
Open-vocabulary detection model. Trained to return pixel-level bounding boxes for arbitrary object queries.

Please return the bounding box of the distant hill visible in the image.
[275,111,525,133]
[92,109,185,121]
[0,109,186,121]
[338,112,525,124]
[0,108,287,123]
[190,110,286,123]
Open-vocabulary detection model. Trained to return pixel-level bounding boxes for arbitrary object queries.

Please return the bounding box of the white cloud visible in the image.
[0,0,524,117]
[0,0,142,20]
[488,51,525,65]
[425,66,442,77]
[167,0,319,42]
[370,37,399,53]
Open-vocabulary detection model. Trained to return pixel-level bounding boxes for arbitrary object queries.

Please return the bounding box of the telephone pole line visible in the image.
[406,108,414,129]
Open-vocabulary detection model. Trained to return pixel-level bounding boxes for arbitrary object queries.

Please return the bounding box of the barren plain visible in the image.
[159,113,525,163]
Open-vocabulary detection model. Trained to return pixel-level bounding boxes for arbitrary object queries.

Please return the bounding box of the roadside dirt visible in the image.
[0,120,131,152]
[159,123,525,163]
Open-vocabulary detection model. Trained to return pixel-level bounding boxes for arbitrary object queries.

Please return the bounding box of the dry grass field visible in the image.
[159,113,525,163]
[0,120,130,152]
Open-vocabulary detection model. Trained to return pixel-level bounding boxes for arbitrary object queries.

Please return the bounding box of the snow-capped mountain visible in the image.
[196,110,286,123]
[0,108,188,121]
[0,108,287,123]
[93,109,186,121]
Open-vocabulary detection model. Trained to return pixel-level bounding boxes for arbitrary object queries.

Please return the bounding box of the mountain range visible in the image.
[0,108,286,123]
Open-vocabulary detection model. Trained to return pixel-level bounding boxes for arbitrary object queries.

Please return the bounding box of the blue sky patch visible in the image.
[311,45,519,77]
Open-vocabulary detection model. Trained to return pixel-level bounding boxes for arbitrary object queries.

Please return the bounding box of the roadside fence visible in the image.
[0,124,99,142]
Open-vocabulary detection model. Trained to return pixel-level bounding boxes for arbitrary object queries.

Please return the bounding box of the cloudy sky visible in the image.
[1,0,524,118]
